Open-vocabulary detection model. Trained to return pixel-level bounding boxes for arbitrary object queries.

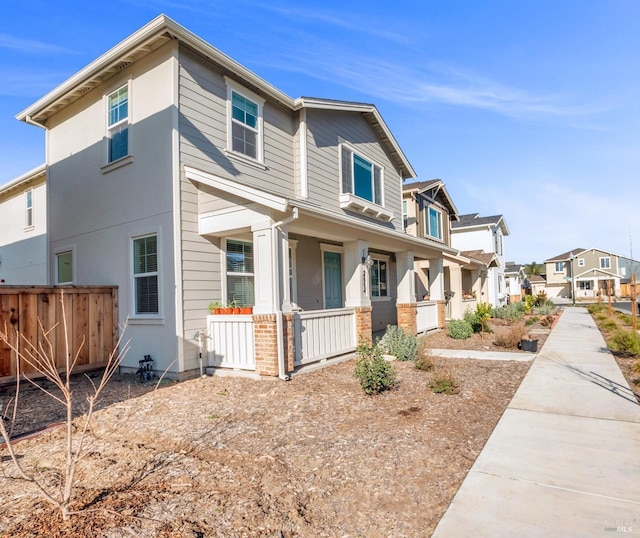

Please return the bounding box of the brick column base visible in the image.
[354,306,372,344]
[437,300,446,329]
[282,313,294,373]
[253,314,279,377]
[396,303,417,336]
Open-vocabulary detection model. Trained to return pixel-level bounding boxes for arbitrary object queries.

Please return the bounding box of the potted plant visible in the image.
[240,305,253,315]
[520,334,538,352]
[208,301,222,315]
[221,302,234,315]
[228,300,240,315]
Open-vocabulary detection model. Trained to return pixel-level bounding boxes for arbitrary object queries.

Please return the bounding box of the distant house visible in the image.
[0,165,47,285]
[544,248,640,299]
[402,181,497,319]
[526,274,547,297]
[504,262,526,303]
[14,15,460,379]
[451,213,510,308]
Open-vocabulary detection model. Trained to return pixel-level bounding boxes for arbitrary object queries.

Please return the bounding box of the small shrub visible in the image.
[524,295,537,314]
[429,367,460,394]
[525,316,539,326]
[534,303,554,316]
[494,324,527,348]
[380,325,418,361]
[599,319,618,332]
[534,291,548,306]
[616,313,633,326]
[447,319,473,340]
[353,339,397,394]
[492,303,524,322]
[609,329,640,356]
[415,336,435,371]
[539,315,556,328]
[588,303,607,315]
[464,310,482,333]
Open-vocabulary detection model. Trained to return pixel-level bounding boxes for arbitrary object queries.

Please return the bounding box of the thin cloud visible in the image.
[0,34,75,55]
[0,70,66,97]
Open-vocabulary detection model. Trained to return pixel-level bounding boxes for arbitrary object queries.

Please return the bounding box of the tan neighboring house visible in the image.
[0,165,47,285]
[16,15,460,379]
[545,248,640,300]
[402,180,498,319]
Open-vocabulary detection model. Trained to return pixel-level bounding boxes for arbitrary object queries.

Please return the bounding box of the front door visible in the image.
[323,251,343,309]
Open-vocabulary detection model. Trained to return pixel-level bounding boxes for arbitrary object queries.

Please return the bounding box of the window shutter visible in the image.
[341,146,352,194]
[373,165,382,205]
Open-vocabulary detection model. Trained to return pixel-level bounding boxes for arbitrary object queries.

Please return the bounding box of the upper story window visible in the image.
[25,188,33,228]
[107,85,129,163]
[133,234,158,315]
[554,262,565,273]
[402,200,408,230]
[226,239,254,306]
[600,257,611,269]
[341,146,383,206]
[578,258,585,267]
[494,230,503,256]
[425,206,442,240]
[225,79,264,163]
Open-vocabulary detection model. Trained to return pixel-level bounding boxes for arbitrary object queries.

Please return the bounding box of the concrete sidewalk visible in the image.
[432,307,640,537]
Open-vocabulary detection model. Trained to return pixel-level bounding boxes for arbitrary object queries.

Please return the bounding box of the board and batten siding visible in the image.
[305,109,404,233]
[178,46,297,199]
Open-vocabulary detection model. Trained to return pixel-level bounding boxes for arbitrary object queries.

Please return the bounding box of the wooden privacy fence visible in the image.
[0,286,118,382]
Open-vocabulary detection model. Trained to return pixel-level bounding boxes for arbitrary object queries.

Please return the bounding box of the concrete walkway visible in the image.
[432,307,640,537]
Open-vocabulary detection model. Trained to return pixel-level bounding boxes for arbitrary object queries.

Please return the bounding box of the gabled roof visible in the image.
[0,164,46,196]
[402,179,459,220]
[504,262,524,274]
[452,213,509,235]
[544,248,586,262]
[460,249,499,268]
[528,274,546,283]
[17,15,415,179]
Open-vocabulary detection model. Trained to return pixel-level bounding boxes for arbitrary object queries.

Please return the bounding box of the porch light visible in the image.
[362,250,374,267]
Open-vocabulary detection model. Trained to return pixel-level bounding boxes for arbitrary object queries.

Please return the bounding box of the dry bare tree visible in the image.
[0,291,129,520]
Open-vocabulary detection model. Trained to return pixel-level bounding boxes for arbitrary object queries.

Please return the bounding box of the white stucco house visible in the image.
[15,15,460,379]
[451,213,510,308]
[0,165,47,285]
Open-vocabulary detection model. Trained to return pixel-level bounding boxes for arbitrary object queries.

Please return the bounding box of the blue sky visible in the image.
[2,1,640,264]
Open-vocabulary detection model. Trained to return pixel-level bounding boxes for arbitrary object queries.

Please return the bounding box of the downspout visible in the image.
[271,207,299,380]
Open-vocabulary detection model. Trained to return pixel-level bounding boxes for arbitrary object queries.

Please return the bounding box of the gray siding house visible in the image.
[17,15,457,378]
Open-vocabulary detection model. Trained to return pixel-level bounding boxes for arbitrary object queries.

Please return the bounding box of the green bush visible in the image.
[447,319,473,339]
[463,310,482,333]
[588,304,607,315]
[534,303,554,316]
[353,339,397,394]
[525,316,539,326]
[414,335,433,371]
[380,325,418,361]
[599,319,618,332]
[429,367,460,394]
[609,330,640,356]
[534,291,548,306]
[616,313,633,326]
[492,303,524,322]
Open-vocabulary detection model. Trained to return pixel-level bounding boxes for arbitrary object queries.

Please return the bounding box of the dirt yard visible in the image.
[0,334,532,537]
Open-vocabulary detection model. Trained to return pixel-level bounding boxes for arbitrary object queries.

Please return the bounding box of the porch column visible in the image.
[344,240,372,343]
[252,219,277,314]
[396,250,417,336]
[428,257,445,301]
[448,264,464,319]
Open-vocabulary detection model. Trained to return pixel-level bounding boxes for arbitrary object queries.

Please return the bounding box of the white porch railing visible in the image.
[293,308,356,366]
[416,301,438,333]
[462,298,478,313]
[207,315,256,370]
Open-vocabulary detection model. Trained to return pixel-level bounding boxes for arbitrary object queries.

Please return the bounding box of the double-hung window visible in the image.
[600,257,611,269]
[107,85,129,163]
[370,258,388,298]
[133,234,158,315]
[402,200,408,230]
[425,206,442,240]
[555,262,565,273]
[341,146,383,205]
[226,240,254,306]
[25,189,33,228]
[226,80,264,162]
[56,251,73,284]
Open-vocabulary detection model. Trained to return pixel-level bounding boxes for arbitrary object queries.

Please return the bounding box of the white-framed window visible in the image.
[555,262,565,273]
[289,239,298,306]
[225,239,254,306]
[226,79,264,162]
[494,231,503,256]
[55,250,74,284]
[370,257,389,299]
[600,257,611,269]
[578,258,585,267]
[132,234,158,315]
[340,145,383,206]
[425,206,442,240]
[402,200,408,230]
[25,188,33,228]
[107,85,129,163]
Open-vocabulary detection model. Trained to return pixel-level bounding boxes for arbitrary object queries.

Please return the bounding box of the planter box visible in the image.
[520,338,538,352]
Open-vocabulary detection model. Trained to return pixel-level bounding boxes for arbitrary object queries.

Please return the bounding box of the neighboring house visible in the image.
[16,15,458,379]
[451,213,510,308]
[526,274,547,297]
[0,165,47,285]
[402,180,497,319]
[544,248,640,299]
[504,262,526,303]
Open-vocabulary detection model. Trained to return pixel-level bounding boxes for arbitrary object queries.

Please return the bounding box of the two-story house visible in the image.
[545,248,640,299]
[451,213,510,308]
[504,262,526,303]
[0,165,47,285]
[16,15,457,379]
[402,181,497,319]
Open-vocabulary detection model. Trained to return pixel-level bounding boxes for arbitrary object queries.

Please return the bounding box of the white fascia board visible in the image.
[184,166,288,212]
[575,268,621,279]
[0,164,46,195]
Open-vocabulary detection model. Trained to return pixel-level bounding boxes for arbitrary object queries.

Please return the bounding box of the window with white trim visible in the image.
[133,234,158,315]
[370,258,388,298]
[600,257,611,269]
[25,189,33,228]
[226,80,264,162]
[107,85,129,163]
[402,200,408,230]
[226,240,254,306]
[56,250,73,284]
[425,206,442,240]
[578,258,585,267]
[554,262,565,273]
[341,145,383,205]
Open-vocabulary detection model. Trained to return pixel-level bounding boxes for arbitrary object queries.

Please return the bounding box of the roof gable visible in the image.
[452,212,509,235]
